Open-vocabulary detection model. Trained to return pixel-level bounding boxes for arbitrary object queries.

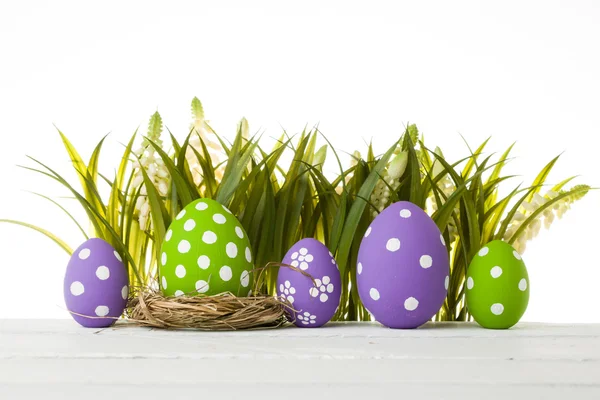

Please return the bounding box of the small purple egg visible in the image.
[277,238,341,327]
[63,238,129,328]
[357,201,449,329]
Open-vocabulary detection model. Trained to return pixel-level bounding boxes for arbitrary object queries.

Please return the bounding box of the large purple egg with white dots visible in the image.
[63,238,129,328]
[357,201,449,329]
[277,238,341,327]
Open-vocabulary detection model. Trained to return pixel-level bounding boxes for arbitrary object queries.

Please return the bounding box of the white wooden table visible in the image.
[0,320,599,399]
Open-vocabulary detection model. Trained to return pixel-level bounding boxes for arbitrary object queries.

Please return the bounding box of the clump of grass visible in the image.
[1,97,591,321]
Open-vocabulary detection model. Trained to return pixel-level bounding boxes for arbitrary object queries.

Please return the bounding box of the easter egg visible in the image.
[63,238,129,328]
[159,198,253,297]
[357,201,449,329]
[466,240,529,329]
[277,238,341,327]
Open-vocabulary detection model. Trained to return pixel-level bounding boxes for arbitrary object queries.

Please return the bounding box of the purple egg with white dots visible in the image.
[357,201,449,329]
[277,238,341,327]
[63,238,129,328]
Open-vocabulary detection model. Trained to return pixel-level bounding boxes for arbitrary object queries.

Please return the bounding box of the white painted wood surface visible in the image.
[1,320,599,399]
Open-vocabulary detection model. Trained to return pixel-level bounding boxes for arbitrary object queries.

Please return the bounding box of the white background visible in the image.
[0,0,598,322]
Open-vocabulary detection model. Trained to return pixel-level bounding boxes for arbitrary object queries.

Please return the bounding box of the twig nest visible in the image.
[125,287,288,330]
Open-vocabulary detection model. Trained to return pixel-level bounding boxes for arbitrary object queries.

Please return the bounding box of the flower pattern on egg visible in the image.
[290,248,313,270]
[309,276,334,303]
[297,311,317,325]
[279,280,296,304]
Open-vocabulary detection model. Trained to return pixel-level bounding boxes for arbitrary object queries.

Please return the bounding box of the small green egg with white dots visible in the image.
[466,240,529,329]
[159,198,253,297]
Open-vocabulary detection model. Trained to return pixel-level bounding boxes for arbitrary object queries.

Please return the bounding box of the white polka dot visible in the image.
[299,247,308,256]
[161,252,167,265]
[328,251,333,257]
[178,240,191,253]
[78,248,90,260]
[162,276,167,289]
[113,251,122,262]
[491,303,504,315]
[444,275,449,290]
[357,262,363,275]
[323,276,330,285]
[285,281,291,288]
[235,226,244,238]
[195,202,208,211]
[386,238,401,252]
[245,247,252,262]
[365,227,372,237]
[165,230,173,241]
[420,255,433,269]
[222,205,232,214]
[305,254,314,262]
[513,250,522,260]
[95,266,110,280]
[197,255,210,269]
[320,293,328,302]
[291,252,299,260]
[70,281,84,296]
[491,266,503,278]
[404,297,419,311]
[213,213,226,224]
[95,306,109,317]
[202,231,217,244]
[370,288,380,301]
[175,265,186,278]
[176,209,186,220]
[241,271,250,287]
[479,247,489,257]
[291,260,299,267]
[467,276,474,289]
[309,287,319,297]
[289,287,296,294]
[121,285,128,300]
[226,242,238,258]
[287,295,295,304]
[400,209,412,218]
[300,262,309,270]
[184,219,196,231]
[519,278,528,291]
[195,280,209,293]
[440,234,445,246]
[220,266,233,281]
[174,290,184,297]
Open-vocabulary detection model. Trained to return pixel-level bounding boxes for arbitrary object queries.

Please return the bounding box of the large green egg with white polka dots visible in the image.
[466,240,529,329]
[159,198,253,297]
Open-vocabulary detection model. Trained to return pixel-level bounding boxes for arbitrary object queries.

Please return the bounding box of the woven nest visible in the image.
[125,264,307,330]
[126,289,289,330]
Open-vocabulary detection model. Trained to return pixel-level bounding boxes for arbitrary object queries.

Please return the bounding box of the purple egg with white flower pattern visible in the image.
[63,238,129,328]
[357,201,449,329]
[277,238,341,327]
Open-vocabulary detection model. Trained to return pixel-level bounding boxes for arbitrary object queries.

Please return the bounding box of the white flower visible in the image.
[290,248,313,270]
[507,186,588,253]
[388,151,408,180]
[185,97,234,188]
[297,311,317,325]
[132,112,170,231]
[279,280,296,304]
[370,151,408,217]
[309,276,334,303]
